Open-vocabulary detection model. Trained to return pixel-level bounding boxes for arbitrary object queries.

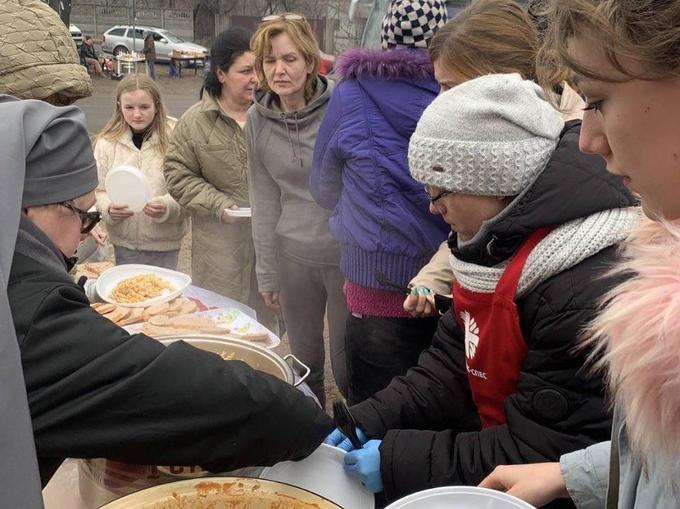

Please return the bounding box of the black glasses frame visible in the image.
[425,188,453,205]
[60,202,102,234]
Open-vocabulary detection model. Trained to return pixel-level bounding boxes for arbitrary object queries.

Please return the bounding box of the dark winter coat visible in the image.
[9,215,332,486]
[310,48,448,288]
[143,33,156,61]
[79,42,97,61]
[350,121,638,503]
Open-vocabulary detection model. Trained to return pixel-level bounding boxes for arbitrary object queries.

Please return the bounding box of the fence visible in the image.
[70,4,194,41]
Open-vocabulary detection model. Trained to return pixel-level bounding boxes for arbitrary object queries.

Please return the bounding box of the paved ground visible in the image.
[80,68,342,411]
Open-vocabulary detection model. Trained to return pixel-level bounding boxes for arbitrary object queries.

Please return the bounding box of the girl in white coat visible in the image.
[94,74,187,269]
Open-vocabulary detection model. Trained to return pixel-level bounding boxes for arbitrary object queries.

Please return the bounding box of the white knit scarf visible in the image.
[450,207,641,297]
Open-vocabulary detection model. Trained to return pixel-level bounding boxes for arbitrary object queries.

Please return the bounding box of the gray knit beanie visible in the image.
[409,73,565,196]
[0,96,99,207]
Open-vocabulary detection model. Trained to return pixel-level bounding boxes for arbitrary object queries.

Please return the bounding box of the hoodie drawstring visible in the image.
[294,114,303,168]
[280,113,304,168]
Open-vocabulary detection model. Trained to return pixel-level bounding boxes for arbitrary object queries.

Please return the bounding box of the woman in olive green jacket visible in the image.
[164,27,276,331]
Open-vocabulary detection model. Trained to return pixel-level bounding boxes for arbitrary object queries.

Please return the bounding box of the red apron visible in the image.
[453,227,552,428]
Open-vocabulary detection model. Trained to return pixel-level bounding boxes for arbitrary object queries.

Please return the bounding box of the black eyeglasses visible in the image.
[60,202,102,234]
[424,187,452,205]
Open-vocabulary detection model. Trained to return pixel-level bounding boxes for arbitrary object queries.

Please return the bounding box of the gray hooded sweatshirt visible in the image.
[246,76,340,292]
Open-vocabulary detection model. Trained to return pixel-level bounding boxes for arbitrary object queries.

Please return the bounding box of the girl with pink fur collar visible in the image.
[479,1,680,508]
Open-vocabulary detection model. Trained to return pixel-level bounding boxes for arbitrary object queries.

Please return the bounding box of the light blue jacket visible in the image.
[560,406,680,508]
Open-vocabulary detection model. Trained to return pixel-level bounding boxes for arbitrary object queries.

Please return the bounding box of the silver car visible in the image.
[101,25,208,63]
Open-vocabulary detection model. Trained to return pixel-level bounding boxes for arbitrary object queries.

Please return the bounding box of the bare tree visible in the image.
[192,0,239,46]
[46,0,71,25]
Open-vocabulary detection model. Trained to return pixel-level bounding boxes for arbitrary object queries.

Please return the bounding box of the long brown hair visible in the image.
[95,74,170,153]
[250,13,320,102]
[429,0,540,82]
[538,0,680,88]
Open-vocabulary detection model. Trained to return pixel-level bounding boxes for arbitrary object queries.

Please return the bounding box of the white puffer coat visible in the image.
[95,120,188,252]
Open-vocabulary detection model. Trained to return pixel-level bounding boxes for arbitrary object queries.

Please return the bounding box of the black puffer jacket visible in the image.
[9,216,332,486]
[350,121,637,504]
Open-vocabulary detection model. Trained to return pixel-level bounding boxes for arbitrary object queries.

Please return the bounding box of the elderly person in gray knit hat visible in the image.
[0,0,108,264]
[329,73,639,503]
[1,96,333,489]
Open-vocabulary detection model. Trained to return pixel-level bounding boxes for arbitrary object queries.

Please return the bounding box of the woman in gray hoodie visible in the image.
[246,14,347,405]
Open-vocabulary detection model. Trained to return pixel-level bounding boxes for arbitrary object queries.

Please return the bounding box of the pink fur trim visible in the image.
[587,218,680,470]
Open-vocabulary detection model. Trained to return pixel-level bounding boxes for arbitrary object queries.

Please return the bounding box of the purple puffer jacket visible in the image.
[310,48,449,289]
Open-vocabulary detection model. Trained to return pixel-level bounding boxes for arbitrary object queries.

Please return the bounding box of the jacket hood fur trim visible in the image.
[588,218,680,473]
[335,48,434,81]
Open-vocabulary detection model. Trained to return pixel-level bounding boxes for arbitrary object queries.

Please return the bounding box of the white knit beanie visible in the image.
[409,73,565,196]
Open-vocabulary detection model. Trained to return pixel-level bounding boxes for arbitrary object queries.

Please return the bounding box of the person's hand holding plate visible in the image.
[109,203,134,220]
[143,198,167,218]
[221,204,241,225]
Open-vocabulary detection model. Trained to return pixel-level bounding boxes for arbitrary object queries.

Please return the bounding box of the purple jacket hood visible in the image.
[333,48,438,139]
[335,47,435,81]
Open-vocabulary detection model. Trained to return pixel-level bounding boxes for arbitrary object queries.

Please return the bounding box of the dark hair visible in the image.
[84,35,93,41]
[201,27,253,99]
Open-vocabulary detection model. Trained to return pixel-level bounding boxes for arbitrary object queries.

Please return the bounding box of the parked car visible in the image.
[70,23,83,48]
[101,25,208,63]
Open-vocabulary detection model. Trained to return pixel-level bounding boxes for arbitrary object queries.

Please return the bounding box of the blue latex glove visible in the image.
[324,427,369,452]
[344,439,383,493]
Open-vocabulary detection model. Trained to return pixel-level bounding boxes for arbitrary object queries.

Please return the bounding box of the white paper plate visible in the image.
[195,307,281,349]
[224,207,252,218]
[105,165,151,212]
[97,264,191,308]
[385,486,536,509]
[260,444,374,509]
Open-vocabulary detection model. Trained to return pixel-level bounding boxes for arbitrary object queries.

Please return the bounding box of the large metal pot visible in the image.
[160,334,310,386]
[100,477,342,508]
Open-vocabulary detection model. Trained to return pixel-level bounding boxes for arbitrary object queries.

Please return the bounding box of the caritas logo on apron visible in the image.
[453,228,552,428]
[460,310,485,378]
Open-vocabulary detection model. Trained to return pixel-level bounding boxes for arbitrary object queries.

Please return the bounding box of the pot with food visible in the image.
[99,477,342,509]
[159,335,308,386]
